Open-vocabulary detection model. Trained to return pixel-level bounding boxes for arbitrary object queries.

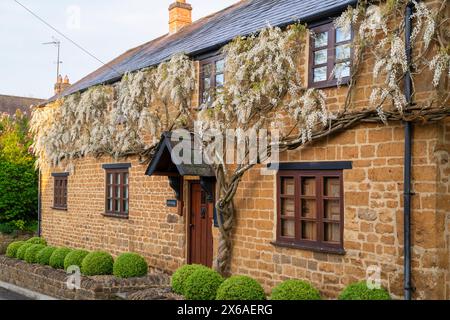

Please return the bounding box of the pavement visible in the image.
[0,287,31,300]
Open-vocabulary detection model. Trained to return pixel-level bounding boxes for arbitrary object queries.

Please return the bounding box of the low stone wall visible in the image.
[0,233,34,255]
[0,256,171,300]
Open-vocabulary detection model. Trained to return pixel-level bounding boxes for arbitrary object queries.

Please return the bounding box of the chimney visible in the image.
[169,0,192,34]
[54,75,71,95]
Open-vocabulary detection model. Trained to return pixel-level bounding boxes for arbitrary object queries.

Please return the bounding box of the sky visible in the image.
[0,0,237,99]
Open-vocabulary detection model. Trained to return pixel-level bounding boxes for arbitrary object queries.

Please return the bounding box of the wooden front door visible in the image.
[188,182,213,267]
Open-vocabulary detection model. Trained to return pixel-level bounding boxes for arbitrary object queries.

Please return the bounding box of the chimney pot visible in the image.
[54,74,71,95]
[169,0,192,34]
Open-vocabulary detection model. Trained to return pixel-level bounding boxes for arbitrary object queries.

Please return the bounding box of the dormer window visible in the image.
[309,22,352,88]
[199,56,225,107]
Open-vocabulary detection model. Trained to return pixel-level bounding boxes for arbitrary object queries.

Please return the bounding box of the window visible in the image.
[199,56,225,106]
[276,170,344,253]
[309,22,352,88]
[52,173,68,210]
[103,164,130,218]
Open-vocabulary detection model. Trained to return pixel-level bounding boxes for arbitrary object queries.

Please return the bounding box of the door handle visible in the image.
[201,207,207,219]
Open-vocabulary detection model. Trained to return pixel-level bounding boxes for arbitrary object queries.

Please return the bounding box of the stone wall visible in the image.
[0,256,170,300]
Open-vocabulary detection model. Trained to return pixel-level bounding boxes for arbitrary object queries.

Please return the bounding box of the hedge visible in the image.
[36,246,57,265]
[24,244,46,264]
[26,237,47,246]
[81,251,114,276]
[271,280,322,300]
[339,282,391,300]
[171,264,209,295]
[49,248,72,269]
[64,250,90,271]
[184,268,224,300]
[16,243,34,260]
[5,241,25,258]
[113,253,148,278]
[216,275,266,300]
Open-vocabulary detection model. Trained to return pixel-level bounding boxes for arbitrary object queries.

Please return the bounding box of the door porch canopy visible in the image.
[145,132,215,201]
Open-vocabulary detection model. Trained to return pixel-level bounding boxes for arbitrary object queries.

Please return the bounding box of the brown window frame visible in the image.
[52,173,68,210]
[308,21,353,89]
[199,55,225,107]
[275,170,345,254]
[104,167,130,219]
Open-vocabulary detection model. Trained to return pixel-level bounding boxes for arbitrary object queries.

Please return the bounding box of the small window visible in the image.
[199,56,225,107]
[276,170,344,253]
[309,22,352,88]
[53,173,68,210]
[104,166,130,218]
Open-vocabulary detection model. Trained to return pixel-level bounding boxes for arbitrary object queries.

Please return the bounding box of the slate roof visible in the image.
[0,94,45,116]
[45,0,356,103]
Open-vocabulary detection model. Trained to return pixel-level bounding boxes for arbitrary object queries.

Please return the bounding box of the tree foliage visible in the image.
[0,111,38,230]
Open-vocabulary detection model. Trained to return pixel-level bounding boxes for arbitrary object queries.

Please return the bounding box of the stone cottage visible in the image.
[34,0,450,299]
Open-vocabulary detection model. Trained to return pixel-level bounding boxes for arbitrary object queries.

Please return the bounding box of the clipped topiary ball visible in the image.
[271,280,321,300]
[113,253,148,279]
[216,275,266,300]
[64,250,90,271]
[49,248,72,269]
[339,282,391,300]
[16,243,34,260]
[172,264,209,295]
[24,244,46,264]
[6,241,25,258]
[184,268,224,300]
[26,237,47,246]
[81,251,114,276]
[36,247,57,265]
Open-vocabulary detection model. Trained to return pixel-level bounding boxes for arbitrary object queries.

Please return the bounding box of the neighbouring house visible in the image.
[33,0,450,300]
[0,94,44,116]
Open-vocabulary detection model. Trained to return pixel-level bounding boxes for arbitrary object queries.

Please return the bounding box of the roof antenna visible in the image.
[43,37,63,82]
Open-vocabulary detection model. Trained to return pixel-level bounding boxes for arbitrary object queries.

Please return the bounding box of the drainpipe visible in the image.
[38,169,42,237]
[403,1,414,301]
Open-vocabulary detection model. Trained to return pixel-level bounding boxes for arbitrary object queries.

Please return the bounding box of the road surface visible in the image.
[0,287,30,300]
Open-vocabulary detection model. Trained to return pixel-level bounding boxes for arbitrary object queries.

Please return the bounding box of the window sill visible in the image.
[102,213,129,220]
[51,207,68,211]
[308,78,350,90]
[271,241,346,255]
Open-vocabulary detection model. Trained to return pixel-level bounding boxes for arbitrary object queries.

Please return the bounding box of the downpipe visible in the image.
[403,1,414,301]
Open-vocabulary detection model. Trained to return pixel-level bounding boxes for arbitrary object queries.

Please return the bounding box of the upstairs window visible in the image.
[199,56,225,106]
[103,164,130,218]
[309,22,352,88]
[52,173,68,210]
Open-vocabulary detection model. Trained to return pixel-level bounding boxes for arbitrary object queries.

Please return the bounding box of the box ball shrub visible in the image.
[36,246,57,265]
[6,241,25,258]
[184,268,224,300]
[49,247,72,269]
[113,253,148,278]
[171,264,209,295]
[81,251,114,276]
[64,250,90,271]
[26,237,47,246]
[24,244,46,264]
[16,243,34,260]
[271,280,321,300]
[339,282,391,300]
[216,275,266,300]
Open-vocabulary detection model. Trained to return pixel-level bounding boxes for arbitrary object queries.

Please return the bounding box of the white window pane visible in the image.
[336,27,351,43]
[336,44,351,61]
[314,32,328,48]
[215,60,224,73]
[334,62,351,79]
[216,73,224,87]
[314,66,327,82]
[314,49,328,65]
